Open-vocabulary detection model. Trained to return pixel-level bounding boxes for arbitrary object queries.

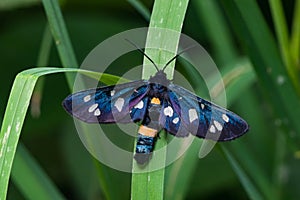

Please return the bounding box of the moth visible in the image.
[62,44,249,164]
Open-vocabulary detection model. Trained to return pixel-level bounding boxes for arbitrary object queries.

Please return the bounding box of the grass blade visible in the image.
[221,146,263,200]
[290,0,300,68]
[269,0,298,87]
[131,0,189,199]
[0,0,39,10]
[0,67,124,199]
[193,0,237,65]
[127,0,150,21]
[41,0,79,86]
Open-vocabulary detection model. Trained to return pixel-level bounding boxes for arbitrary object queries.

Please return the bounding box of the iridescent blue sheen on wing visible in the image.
[62,80,149,123]
[159,98,189,137]
[130,96,149,122]
[167,84,249,141]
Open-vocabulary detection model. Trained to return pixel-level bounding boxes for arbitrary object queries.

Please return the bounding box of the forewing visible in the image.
[159,97,190,137]
[167,84,249,141]
[130,95,149,122]
[62,80,149,123]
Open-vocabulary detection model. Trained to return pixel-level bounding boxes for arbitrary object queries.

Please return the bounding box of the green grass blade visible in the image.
[11,143,65,200]
[0,74,32,200]
[0,69,53,199]
[193,0,237,65]
[269,0,298,87]
[131,0,189,199]
[229,141,276,199]
[0,67,124,199]
[41,0,79,86]
[290,0,300,68]
[0,0,39,10]
[127,0,150,21]
[221,146,263,200]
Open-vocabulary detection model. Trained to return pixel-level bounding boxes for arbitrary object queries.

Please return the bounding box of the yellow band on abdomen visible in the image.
[138,125,158,137]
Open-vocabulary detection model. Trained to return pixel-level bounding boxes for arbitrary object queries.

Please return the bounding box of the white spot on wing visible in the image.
[94,108,101,116]
[164,106,173,117]
[222,114,229,122]
[214,120,223,131]
[83,95,91,102]
[188,109,198,123]
[172,117,179,124]
[110,90,115,96]
[88,104,98,113]
[114,98,125,112]
[201,103,205,109]
[209,125,216,133]
[134,100,144,109]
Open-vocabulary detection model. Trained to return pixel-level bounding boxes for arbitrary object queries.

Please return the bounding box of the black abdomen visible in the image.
[134,133,156,164]
[134,97,161,164]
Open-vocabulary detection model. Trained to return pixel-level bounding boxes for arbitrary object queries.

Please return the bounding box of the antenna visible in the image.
[125,39,196,72]
[125,39,160,72]
[162,45,196,71]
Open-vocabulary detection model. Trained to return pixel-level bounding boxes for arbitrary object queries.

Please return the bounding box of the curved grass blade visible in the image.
[0,67,123,199]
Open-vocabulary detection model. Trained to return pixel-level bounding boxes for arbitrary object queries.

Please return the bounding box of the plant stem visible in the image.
[131,0,189,199]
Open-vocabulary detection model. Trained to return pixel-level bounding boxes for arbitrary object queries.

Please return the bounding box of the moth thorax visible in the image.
[148,103,161,127]
[138,125,158,137]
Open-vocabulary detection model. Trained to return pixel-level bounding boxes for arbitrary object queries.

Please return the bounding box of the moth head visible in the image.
[149,70,170,85]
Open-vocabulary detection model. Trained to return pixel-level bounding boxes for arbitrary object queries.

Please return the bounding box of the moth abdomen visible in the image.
[134,125,158,164]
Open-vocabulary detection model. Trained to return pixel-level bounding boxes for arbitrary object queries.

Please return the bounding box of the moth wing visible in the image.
[159,98,190,137]
[62,80,149,123]
[167,84,249,141]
